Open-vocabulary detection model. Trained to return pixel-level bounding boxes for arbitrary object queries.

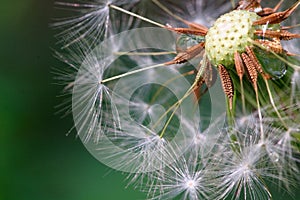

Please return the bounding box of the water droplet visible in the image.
[254,48,287,80]
[176,34,205,53]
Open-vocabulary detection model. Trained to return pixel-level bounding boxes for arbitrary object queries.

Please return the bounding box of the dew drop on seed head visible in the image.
[254,48,287,80]
[176,34,205,53]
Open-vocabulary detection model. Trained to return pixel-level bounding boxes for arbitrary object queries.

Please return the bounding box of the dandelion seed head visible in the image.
[205,10,259,66]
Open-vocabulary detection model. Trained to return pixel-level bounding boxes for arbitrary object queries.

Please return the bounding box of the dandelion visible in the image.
[53,0,300,199]
[153,0,300,108]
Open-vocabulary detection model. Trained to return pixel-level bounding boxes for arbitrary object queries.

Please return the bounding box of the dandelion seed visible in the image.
[53,0,142,48]
[88,99,201,177]
[53,44,88,117]
[148,153,214,200]
[72,46,119,143]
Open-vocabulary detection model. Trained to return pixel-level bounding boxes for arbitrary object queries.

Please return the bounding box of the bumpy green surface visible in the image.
[205,10,260,67]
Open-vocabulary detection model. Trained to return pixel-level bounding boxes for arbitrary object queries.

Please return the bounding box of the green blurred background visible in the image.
[0,0,145,199]
[1,0,299,200]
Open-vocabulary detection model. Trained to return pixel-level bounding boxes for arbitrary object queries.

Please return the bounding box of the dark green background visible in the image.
[0,0,145,199]
[1,0,299,200]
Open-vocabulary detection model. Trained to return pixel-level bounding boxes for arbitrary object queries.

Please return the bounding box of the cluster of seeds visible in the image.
[205,10,260,66]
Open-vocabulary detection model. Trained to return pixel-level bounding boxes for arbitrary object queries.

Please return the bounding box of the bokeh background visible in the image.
[0,0,145,199]
[1,0,299,200]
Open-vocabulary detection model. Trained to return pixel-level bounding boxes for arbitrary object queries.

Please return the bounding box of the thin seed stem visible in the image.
[150,71,194,104]
[113,51,176,56]
[109,4,166,28]
[157,56,208,138]
[250,38,296,130]
[255,87,265,141]
[159,98,183,138]
[158,76,200,138]
[264,79,288,129]
[240,78,246,115]
[155,78,197,137]
[226,94,236,127]
[101,63,165,84]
